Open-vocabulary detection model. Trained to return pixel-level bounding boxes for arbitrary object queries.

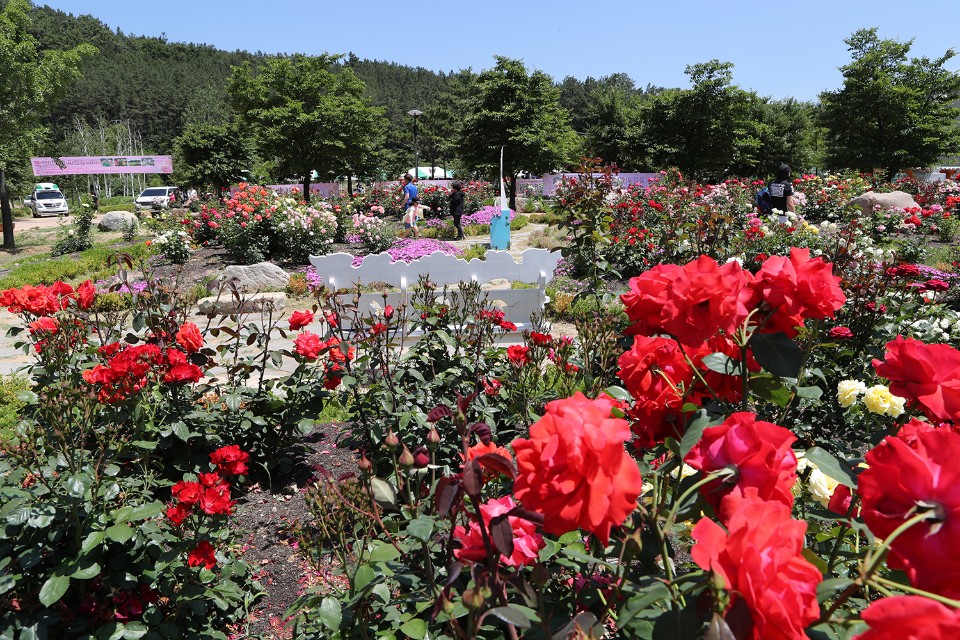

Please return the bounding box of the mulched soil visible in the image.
[233,422,359,639]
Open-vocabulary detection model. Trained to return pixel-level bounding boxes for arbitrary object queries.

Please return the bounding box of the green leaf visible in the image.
[126,502,164,521]
[39,574,70,606]
[171,421,190,442]
[700,352,742,376]
[750,375,792,407]
[804,447,858,488]
[317,597,342,630]
[486,606,533,629]
[802,548,828,574]
[223,393,241,412]
[406,517,434,543]
[27,506,55,528]
[817,578,854,602]
[122,621,149,639]
[399,618,428,639]
[82,530,106,554]
[794,385,823,400]
[15,390,39,404]
[67,473,91,498]
[370,478,397,511]
[354,564,376,591]
[72,561,101,579]
[679,410,721,459]
[367,542,401,563]
[749,332,803,378]
[106,523,135,543]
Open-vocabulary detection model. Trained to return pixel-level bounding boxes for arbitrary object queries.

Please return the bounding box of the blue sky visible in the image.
[39,0,959,101]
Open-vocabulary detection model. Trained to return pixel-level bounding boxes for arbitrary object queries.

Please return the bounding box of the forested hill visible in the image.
[25,4,459,153]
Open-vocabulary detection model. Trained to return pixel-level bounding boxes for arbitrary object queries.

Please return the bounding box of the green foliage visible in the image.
[460,244,488,261]
[458,57,579,206]
[819,28,960,174]
[0,242,153,288]
[52,205,96,256]
[173,122,253,194]
[0,0,96,248]
[229,55,386,199]
[0,373,29,439]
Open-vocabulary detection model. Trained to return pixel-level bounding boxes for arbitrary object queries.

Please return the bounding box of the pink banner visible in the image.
[31,156,173,176]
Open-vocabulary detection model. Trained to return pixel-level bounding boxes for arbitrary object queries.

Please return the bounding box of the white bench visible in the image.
[307,249,562,333]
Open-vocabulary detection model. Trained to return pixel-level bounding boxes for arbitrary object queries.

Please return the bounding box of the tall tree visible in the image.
[583,84,648,170]
[173,122,253,196]
[0,0,95,249]
[819,28,960,175]
[458,57,578,209]
[642,60,762,180]
[229,54,386,201]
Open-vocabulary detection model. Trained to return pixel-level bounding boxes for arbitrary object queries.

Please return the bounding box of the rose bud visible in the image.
[385,429,400,449]
[413,446,430,468]
[398,444,415,467]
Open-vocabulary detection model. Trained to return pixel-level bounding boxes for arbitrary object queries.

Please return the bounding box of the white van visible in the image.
[26,186,69,217]
[134,186,178,211]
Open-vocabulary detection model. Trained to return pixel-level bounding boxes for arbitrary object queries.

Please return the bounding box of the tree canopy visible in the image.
[458,57,579,208]
[229,55,386,201]
[819,28,960,175]
[0,0,95,248]
[173,122,253,195]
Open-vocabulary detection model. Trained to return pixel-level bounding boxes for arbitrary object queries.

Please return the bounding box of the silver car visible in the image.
[27,190,69,217]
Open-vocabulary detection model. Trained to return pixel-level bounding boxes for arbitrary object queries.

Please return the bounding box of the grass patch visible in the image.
[0,242,154,289]
[314,397,350,423]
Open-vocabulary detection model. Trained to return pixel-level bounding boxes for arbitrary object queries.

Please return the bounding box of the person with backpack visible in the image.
[448,181,466,240]
[766,163,795,223]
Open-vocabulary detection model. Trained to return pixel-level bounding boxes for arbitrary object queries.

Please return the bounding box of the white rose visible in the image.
[808,467,840,507]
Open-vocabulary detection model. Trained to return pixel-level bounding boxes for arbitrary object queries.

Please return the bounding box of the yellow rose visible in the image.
[808,467,840,507]
[862,385,906,417]
[837,380,866,407]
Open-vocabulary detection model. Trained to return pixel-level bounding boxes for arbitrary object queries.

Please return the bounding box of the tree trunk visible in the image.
[347,174,353,197]
[508,173,518,212]
[302,173,312,204]
[0,169,15,251]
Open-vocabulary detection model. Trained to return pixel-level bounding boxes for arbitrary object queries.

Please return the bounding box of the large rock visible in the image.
[847,190,919,212]
[197,292,287,316]
[219,262,290,292]
[97,211,138,231]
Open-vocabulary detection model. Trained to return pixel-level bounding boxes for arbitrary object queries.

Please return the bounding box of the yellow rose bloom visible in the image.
[837,380,866,407]
[862,385,906,417]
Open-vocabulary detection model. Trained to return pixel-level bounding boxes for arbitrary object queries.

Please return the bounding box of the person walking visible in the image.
[448,181,465,240]
[401,197,429,239]
[399,173,417,213]
[769,163,795,223]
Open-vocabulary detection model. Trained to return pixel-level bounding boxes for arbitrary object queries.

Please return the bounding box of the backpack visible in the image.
[756,188,773,215]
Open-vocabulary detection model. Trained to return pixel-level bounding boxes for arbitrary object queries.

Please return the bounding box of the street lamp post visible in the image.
[407,109,422,178]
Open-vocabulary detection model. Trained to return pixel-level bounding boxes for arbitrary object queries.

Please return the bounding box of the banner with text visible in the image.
[31,156,174,176]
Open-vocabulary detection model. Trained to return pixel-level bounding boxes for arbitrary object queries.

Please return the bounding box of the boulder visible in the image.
[196,292,287,316]
[219,262,290,292]
[97,211,138,231]
[846,190,919,213]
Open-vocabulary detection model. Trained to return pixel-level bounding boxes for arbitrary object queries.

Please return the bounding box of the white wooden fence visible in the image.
[308,249,563,332]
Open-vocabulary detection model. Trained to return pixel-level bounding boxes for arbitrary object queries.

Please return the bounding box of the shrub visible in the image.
[151,229,193,264]
[0,373,29,439]
[286,273,310,299]
[52,204,95,256]
[460,244,487,261]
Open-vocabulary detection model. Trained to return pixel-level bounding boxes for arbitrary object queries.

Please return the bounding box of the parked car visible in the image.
[134,186,178,211]
[26,188,69,217]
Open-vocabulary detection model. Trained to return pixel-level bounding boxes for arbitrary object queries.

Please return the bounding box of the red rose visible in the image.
[294,331,323,360]
[187,540,217,570]
[325,336,354,363]
[29,317,58,335]
[691,490,821,640]
[163,349,203,384]
[750,248,846,336]
[827,484,855,517]
[76,280,96,310]
[512,393,643,544]
[482,378,502,396]
[858,428,960,597]
[691,334,760,404]
[454,496,544,567]
[622,257,751,346]
[828,326,854,339]
[685,412,798,511]
[199,484,234,515]
[210,444,250,476]
[872,336,960,422]
[384,305,394,319]
[175,322,203,354]
[529,331,552,346]
[288,310,314,331]
[507,345,531,366]
[617,335,693,448]
[171,480,203,505]
[198,472,223,487]
[854,596,960,640]
[112,590,143,622]
[166,502,192,526]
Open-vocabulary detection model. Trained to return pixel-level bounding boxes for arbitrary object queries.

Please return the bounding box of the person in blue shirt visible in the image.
[400,174,418,212]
